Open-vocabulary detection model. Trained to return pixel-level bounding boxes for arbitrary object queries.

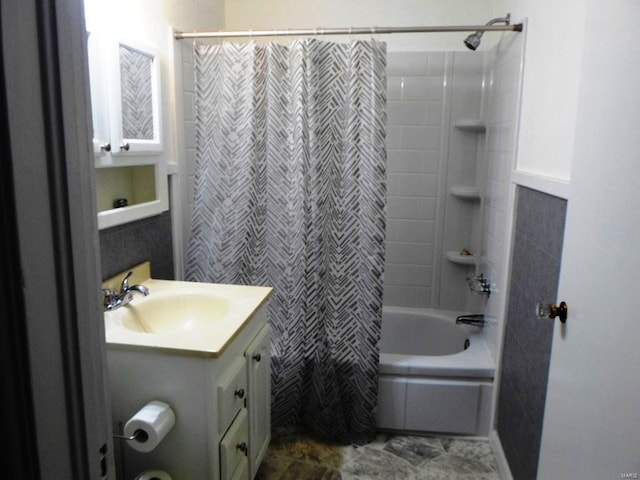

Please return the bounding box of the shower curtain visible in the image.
[186,39,387,444]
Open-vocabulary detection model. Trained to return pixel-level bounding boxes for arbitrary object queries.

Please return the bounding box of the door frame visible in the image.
[1,0,112,477]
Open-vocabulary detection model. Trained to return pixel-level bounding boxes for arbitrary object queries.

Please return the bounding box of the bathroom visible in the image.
[3,0,640,479]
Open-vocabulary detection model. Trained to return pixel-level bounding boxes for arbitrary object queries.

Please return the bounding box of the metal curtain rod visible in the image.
[174,23,523,40]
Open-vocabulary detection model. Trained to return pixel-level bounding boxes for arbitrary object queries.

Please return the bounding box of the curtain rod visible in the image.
[174,23,523,40]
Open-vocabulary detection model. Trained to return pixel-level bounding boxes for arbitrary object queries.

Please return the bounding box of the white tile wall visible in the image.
[181,43,197,252]
[383,52,446,308]
[480,33,526,361]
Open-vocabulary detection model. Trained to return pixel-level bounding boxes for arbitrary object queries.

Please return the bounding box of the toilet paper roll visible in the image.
[135,470,172,480]
[124,400,175,453]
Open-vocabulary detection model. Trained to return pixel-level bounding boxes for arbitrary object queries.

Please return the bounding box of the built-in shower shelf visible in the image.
[446,251,477,266]
[454,119,486,133]
[450,185,481,201]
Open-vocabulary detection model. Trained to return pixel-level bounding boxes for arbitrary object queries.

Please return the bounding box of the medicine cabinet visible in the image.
[87,32,168,229]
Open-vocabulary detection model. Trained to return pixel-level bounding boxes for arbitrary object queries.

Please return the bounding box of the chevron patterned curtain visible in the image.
[186,39,387,444]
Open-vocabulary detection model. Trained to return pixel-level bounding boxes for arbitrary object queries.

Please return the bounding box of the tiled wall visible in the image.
[383,52,447,308]
[497,186,567,480]
[481,31,526,360]
[181,42,197,251]
[99,211,174,280]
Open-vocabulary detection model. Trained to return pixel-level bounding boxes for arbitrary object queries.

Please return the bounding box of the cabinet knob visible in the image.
[252,353,261,362]
[236,442,248,455]
[100,143,111,152]
[234,388,245,399]
[120,142,130,151]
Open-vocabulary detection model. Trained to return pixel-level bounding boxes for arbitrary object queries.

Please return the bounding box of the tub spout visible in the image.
[456,314,485,328]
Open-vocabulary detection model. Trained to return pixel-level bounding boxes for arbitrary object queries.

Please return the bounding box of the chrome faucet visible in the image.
[102,271,149,311]
[456,314,485,328]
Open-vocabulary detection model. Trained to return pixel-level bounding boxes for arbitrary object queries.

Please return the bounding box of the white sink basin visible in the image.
[116,291,230,334]
[103,276,272,356]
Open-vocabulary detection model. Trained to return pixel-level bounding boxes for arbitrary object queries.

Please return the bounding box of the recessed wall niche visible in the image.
[95,165,157,213]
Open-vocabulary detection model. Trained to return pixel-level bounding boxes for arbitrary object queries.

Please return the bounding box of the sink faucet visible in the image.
[102,271,149,311]
[456,314,485,328]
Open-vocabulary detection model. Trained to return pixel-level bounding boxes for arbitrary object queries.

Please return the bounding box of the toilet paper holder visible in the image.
[113,427,146,442]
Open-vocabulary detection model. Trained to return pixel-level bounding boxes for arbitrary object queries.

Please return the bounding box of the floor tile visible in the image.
[256,430,502,480]
[382,436,443,466]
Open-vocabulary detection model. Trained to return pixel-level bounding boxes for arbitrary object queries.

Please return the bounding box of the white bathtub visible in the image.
[376,306,495,436]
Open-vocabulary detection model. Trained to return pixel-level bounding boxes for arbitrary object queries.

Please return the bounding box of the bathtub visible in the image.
[376,306,495,436]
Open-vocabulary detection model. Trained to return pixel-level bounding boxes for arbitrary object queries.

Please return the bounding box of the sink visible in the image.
[103,270,273,356]
[116,291,230,334]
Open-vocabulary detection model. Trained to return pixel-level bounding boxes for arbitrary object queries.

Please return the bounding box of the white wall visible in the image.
[491,0,587,182]
[225,0,495,52]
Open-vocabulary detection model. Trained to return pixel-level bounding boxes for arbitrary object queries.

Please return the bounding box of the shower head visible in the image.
[463,13,512,51]
[464,32,483,51]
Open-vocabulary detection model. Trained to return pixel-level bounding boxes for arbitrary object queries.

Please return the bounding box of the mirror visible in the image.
[119,45,155,141]
[110,40,162,154]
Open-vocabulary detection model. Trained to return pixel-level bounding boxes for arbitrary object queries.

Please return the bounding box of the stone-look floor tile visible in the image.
[257,431,501,480]
[471,473,502,480]
[363,432,395,450]
[412,435,446,451]
[425,453,494,475]
[415,468,458,480]
[341,446,419,480]
[444,439,498,472]
[383,436,443,466]
[255,450,293,480]
[266,432,348,470]
[279,460,341,480]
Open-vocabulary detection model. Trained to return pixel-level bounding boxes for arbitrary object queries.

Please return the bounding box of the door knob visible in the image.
[536,301,568,323]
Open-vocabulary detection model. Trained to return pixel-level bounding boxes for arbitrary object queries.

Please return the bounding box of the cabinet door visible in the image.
[219,409,249,480]
[109,40,163,155]
[245,324,271,479]
[87,32,111,156]
[217,357,247,434]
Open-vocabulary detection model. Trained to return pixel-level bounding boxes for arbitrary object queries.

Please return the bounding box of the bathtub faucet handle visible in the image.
[456,314,486,328]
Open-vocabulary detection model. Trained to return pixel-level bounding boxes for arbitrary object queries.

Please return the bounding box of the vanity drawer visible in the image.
[220,408,249,480]
[217,357,247,433]
[229,456,249,480]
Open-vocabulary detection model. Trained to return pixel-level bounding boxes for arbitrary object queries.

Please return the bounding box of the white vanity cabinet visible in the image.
[244,325,271,479]
[106,302,271,480]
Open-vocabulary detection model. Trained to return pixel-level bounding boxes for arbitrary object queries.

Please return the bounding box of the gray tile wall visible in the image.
[99,211,174,280]
[497,186,566,480]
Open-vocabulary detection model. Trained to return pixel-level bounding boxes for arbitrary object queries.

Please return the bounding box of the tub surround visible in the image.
[377,307,495,436]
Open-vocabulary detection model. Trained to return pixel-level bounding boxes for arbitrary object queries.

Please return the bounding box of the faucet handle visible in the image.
[120,271,134,292]
[102,288,118,310]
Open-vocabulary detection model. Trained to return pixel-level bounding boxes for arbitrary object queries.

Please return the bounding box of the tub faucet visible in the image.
[456,314,485,328]
[102,271,149,311]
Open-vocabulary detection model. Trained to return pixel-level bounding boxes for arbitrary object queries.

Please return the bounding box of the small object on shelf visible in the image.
[454,119,486,133]
[446,250,476,266]
[450,185,481,201]
[113,198,128,208]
